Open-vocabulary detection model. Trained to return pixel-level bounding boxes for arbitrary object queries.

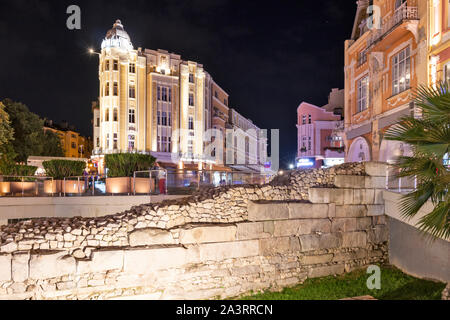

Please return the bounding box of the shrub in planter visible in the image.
[105,153,156,194]
[8,165,38,194]
[42,160,86,194]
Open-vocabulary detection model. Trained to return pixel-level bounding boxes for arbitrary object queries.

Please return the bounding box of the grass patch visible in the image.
[240,265,445,300]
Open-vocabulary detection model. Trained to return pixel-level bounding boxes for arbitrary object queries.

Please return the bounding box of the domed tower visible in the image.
[95,20,145,156]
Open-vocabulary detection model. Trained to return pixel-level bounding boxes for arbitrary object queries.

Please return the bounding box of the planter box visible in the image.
[133,177,155,194]
[0,182,11,195]
[61,180,86,194]
[10,182,37,195]
[43,180,62,194]
[106,177,155,194]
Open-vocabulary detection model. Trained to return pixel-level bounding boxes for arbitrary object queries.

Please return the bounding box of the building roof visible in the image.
[102,20,133,50]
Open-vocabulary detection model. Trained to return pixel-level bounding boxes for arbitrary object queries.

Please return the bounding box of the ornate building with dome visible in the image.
[92,20,268,175]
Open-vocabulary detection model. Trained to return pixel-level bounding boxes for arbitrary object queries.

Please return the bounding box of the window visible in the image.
[308,137,311,151]
[71,142,76,149]
[157,86,161,100]
[129,85,136,99]
[113,133,118,150]
[189,94,194,106]
[105,60,110,71]
[96,117,100,127]
[224,99,228,106]
[129,63,135,73]
[302,115,306,125]
[157,111,161,125]
[308,115,312,124]
[113,60,118,71]
[189,73,194,83]
[105,82,110,96]
[358,49,367,66]
[128,135,135,150]
[113,82,118,96]
[128,109,135,124]
[105,108,110,122]
[113,109,118,122]
[444,63,450,83]
[162,112,167,126]
[162,87,168,101]
[96,137,100,147]
[188,116,194,130]
[357,75,369,112]
[392,47,411,95]
[168,88,172,102]
[106,134,110,149]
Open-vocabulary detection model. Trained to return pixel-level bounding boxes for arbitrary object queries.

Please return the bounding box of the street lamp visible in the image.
[89,48,101,56]
[289,164,294,170]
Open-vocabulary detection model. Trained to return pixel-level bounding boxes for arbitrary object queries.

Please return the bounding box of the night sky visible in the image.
[0,0,356,169]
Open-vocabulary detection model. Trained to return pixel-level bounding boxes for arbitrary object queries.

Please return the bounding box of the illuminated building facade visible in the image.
[93,20,267,172]
[344,0,429,164]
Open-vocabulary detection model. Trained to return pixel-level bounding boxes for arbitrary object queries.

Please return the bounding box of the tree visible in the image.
[1,99,64,162]
[2,99,45,162]
[384,82,450,239]
[40,130,64,157]
[0,102,14,148]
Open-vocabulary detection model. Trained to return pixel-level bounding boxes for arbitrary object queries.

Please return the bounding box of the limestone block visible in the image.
[308,188,335,204]
[365,176,386,189]
[259,237,290,255]
[129,228,176,247]
[319,233,342,249]
[273,220,310,237]
[0,254,11,281]
[29,251,76,280]
[334,175,365,188]
[299,234,320,252]
[77,250,124,274]
[342,231,367,248]
[247,201,289,221]
[12,252,29,282]
[236,222,270,240]
[301,254,333,265]
[364,162,388,177]
[199,240,259,261]
[331,218,357,233]
[335,205,367,218]
[288,203,329,219]
[356,217,373,230]
[124,246,200,274]
[367,205,385,216]
[353,189,375,204]
[179,226,236,244]
[308,264,345,278]
[332,249,367,262]
[367,225,388,244]
[374,190,385,205]
[328,203,336,218]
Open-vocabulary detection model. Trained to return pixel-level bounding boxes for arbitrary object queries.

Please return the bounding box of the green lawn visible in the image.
[240,265,445,300]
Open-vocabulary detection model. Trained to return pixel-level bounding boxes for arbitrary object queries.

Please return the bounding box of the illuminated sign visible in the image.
[297,158,315,168]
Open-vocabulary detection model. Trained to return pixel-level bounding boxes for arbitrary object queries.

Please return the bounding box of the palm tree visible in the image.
[384,82,450,240]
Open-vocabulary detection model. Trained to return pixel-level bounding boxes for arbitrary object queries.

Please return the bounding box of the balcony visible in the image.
[367,2,419,48]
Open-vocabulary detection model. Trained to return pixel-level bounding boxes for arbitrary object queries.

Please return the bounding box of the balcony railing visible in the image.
[367,2,419,47]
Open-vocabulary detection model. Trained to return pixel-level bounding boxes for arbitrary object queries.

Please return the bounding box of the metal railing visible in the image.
[385,165,417,193]
[0,176,54,197]
[367,2,419,47]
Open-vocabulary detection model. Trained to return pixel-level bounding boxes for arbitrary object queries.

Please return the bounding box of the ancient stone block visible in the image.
[308,188,335,204]
[353,189,375,204]
[374,189,384,205]
[29,251,76,280]
[319,233,343,249]
[199,240,259,261]
[308,264,345,278]
[288,203,329,219]
[365,176,386,189]
[342,231,367,248]
[0,254,11,281]
[77,250,124,274]
[367,205,385,216]
[259,237,290,255]
[331,218,357,233]
[301,254,333,265]
[332,249,367,262]
[12,252,29,282]
[236,222,270,240]
[335,205,367,218]
[179,226,236,244]
[367,225,388,244]
[124,246,200,274]
[334,175,365,188]
[248,201,289,221]
[129,228,176,247]
[299,234,320,252]
[364,162,388,177]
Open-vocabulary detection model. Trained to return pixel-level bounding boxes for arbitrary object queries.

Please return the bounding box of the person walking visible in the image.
[154,163,167,195]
